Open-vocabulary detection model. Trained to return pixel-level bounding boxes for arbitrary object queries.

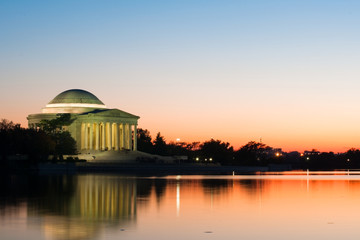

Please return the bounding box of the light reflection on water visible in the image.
[1,172,360,239]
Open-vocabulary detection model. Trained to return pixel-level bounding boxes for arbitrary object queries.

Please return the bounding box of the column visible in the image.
[101,123,106,150]
[89,123,93,150]
[109,122,112,150]
[81,123,85,149]
[95,123,99,150]
[84,123,88,150]
[121,123,125,150]
[128,124,132,150]
[133,124,137,151]
[106,123,109,150]
[114,123,119,150]
[124,123,129,149]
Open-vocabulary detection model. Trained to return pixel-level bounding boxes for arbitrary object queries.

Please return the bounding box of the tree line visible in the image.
[2,116,360,169]
[0,116,76,166]
[137,128,360,169]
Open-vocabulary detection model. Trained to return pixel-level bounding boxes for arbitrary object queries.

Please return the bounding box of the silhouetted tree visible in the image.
[0,119,17,130]
[53,131,77,156]
[38,114,77,157]
[343,148,360,168]
[0,119,54,166]
[137,128,153,153]
[199,139,234,164]
[153,132,167,155]
[38,114,74,134]
[235,141,272,165]
[188,142,200,151]
[167,141,190,156]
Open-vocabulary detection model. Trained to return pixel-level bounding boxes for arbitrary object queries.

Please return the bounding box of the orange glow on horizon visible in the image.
[4,88,360,154]
[4,113,359,153]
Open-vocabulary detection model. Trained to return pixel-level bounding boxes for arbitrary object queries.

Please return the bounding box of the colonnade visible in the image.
[81,122,137,151]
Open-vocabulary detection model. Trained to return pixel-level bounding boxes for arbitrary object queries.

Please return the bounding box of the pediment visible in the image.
[80,108,139,119]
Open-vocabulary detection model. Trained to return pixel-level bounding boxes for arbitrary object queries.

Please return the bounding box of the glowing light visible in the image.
[176,182,180,216]
[45,103,107,108]
[196,157,199,161]
[176,138,181,142]
[209,158,213,161]
[276,153,280,157]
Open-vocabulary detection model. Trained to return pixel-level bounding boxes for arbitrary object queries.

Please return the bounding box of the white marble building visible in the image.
[27,89,139,153]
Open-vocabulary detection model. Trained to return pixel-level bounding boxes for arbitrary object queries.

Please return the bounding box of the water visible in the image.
[1,173,360,240]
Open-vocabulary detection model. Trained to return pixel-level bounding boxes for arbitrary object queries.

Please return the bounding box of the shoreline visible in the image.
[33,162,291,175]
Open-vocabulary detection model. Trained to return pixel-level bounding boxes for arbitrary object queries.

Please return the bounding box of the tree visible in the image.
[199,139,234,164]
[38,114,74,134]
[235,141,272,165]
[54,131,77,156]
[153,132,167,155]
[38,114,77,156]
[187,142,200,151]
[0,119,54,165]
[137,128,153,153]
[344,148,360,168]
[0,119,17,130]
[240,141,268,152]
[167,141,190,156]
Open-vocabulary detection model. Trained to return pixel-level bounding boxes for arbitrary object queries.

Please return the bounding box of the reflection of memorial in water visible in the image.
[37,175,137,240]
[76,175,136,220]
[5,174,360,240]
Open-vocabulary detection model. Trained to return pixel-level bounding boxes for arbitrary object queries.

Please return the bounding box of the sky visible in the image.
[1,0,360,152]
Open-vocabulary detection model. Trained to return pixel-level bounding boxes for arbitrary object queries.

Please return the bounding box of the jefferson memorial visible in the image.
[27,89,139,153]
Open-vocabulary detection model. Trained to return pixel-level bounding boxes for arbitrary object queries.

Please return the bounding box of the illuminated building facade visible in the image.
[27,89,139,152]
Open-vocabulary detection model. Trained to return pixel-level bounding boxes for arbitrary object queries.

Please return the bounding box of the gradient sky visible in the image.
[1,0,360,152]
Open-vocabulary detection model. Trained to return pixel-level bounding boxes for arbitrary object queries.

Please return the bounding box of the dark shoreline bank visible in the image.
[31,162,292,175]
[9,161,359,176]
[3,162,359,176]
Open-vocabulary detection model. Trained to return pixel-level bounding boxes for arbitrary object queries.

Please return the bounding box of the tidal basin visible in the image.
[1,173,360,240]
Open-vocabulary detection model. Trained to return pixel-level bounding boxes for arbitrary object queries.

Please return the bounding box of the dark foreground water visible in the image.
[1,172,360,240]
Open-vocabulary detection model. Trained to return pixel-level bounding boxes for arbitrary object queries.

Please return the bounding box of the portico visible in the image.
[81,122,137,151]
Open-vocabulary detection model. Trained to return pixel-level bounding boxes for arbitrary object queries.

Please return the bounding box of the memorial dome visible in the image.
[48,89,105,105]
[42,89,107,113]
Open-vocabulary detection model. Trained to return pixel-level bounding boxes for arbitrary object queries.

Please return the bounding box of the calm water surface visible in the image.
[1,173,360,240]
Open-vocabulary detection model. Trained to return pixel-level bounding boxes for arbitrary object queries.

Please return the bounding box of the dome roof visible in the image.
[42,89,107,114]
[48,89,104,105]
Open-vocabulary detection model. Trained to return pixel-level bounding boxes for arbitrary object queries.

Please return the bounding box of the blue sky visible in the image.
[2,0,360,151]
